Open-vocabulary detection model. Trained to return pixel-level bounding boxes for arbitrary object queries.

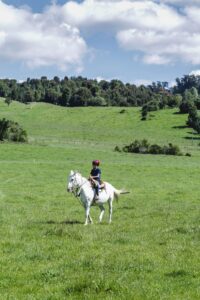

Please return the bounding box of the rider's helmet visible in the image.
[92,160,100,166]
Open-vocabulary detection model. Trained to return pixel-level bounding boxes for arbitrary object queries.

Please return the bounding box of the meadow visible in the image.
[0,99,200,299]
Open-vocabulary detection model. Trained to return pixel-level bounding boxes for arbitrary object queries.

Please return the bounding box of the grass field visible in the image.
[0,99,200,299]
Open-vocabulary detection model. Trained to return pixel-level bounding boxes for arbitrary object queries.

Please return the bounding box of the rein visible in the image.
[72,175,88,197]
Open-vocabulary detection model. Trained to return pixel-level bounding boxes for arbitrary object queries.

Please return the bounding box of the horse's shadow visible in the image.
[184,136,200,140]
[40,219,83,225]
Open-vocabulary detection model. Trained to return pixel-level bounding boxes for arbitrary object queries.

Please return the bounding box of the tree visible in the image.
[59,87,71,106]
[0,118,28,142]
[87,96,107,106]
[0,81,9,97]
[69,87,92,107]
[45,88,61,105]
[24,89,35,103]
[179,88,197,113]
[5,96,12,106]
[187,107,200,134]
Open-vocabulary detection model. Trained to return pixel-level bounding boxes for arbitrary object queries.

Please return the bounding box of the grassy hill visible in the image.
[0,99,200,299]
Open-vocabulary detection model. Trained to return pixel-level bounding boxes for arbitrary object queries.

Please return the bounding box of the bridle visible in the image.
[70,173,88,197]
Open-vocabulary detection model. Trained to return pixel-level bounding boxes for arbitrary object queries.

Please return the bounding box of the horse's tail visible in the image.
[114,188,130,202]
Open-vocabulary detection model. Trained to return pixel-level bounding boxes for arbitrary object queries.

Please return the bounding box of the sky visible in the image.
[1,0,200,85]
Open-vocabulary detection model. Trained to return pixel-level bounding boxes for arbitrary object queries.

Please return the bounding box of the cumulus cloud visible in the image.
[1,0,200,70]
[143,54,171,65]
[0,0,87,71]
[55,0,200,66]
[61,0,184,32]
[157,0,200,6]
[189,70,200,76]
[133,79,152,86]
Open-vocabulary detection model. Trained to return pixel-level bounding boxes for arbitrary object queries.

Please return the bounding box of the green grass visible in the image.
[0,100,200,299]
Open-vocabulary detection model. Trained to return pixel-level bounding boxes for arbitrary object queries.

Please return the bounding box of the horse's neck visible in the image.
[78,176,93,193]
[78,176,89,188]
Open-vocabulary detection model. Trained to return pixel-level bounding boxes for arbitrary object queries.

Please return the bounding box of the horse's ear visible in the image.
[70,170,74,175]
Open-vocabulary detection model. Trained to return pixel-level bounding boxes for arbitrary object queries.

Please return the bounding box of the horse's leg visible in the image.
[108,199,113,224]
[88,214,93,224]
[84,206,90,226]
[99,205,105,223]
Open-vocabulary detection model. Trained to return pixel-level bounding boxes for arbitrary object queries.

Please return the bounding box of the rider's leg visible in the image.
[94,182,100,200]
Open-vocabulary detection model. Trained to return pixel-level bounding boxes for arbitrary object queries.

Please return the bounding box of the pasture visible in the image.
[0,99,200,299]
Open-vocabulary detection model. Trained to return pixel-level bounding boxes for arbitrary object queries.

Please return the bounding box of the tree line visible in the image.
[1,74,200,135]
[0,76,179,108]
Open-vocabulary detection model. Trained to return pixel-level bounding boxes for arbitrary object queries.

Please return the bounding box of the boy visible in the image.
[89,160,101,200]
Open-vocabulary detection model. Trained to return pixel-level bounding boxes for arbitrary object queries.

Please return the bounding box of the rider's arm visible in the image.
[90,169,101,180]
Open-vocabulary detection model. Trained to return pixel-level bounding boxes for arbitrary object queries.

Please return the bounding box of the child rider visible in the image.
[89,160,101,200]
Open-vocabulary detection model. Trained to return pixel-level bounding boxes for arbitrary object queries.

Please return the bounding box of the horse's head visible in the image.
[67,170,82,193]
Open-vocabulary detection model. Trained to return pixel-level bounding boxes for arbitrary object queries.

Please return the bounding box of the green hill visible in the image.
[0,100,199,299]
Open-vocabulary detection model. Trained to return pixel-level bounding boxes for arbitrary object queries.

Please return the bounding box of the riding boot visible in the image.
[94,188,99,201]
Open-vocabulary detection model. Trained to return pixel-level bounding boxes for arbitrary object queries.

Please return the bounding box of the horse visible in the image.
[67,170,129,225]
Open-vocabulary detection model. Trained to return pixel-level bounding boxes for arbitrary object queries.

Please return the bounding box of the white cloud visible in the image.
[143,54,171,65]
[56,0,200,66]
[96,76,111,82]
[1,0,200,70]
[61,0,184,32]
[189,70,200,76]
[0,0,88,71]
[117,28,200,65]
[133,79,152,86]
[157,0,200,6]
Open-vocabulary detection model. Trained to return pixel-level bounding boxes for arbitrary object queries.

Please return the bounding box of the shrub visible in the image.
[149,144,163,154]
[122,139,149,154]
[179,100,196,114]
[114,146,121,152]
[164,143,182,156]
[185,153,192,157]
[141,100,160,120]
[187,107,200,134]
[5,97,12,106]
[0,118,28,142]
[117,139,183,156]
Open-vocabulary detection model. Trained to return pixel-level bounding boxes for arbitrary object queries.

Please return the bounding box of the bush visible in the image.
[187,107,200,134]
[116,139,183,156]
[122,139,150,154]
[185,153,192,157]
[164,143,182,156]
[179,100,196,114]
[141,100,160,120]
[114,146,121,152]
[149,144,163,154]
[0,118,28,142]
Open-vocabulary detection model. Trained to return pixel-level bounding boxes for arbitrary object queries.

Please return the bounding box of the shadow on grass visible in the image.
[41,219,83,225]
[165,270,188,278]
[184,136,200,140]
[172,125,188,129]
[121,206,135,210]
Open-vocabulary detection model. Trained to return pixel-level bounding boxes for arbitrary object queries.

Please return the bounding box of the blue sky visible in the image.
[1,0,200,85]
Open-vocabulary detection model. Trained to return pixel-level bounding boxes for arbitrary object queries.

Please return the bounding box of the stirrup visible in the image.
[94,194,99,201]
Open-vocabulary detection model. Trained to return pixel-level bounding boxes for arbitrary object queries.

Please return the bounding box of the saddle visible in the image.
[90,179,105,190]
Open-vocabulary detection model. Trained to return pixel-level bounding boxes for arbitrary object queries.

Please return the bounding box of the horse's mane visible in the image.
[74,171,88,181]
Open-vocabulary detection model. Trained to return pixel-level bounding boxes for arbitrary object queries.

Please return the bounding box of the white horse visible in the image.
[67,170,129,225]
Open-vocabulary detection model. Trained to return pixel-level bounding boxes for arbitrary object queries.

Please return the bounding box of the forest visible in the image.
[1,74,200,134]
[0,75,183,108]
